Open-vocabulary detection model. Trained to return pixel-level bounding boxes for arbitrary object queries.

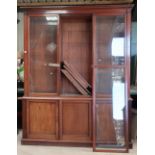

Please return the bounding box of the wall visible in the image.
[17,12,24,54]
[131,22,137,56]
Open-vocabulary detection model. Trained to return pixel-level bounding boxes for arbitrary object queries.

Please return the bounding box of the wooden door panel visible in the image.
[96,101,117,144]
[62,101,91,141]
[27,100,58,140]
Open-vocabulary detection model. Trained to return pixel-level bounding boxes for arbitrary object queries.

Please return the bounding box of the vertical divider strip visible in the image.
[24,12,29,96]
[92,14,96,151]
[124,8,132,150]
[55,101,59,140]
[57,15,61,95]
[59,100,63,140]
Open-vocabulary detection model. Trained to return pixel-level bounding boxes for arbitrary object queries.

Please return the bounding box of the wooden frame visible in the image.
[92,9,132,152]
[24,13,60,96]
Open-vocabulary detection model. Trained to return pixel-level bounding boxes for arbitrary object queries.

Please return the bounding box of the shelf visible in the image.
[19,96,92,100]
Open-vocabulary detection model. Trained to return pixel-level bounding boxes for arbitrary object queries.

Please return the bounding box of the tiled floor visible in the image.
[17,131,137,155]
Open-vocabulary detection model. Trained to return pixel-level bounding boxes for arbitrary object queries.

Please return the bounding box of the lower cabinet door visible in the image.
[61,100,92,142]
[26,100,58,140]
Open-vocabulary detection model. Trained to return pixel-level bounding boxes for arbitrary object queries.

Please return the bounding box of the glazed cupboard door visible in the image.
[24,13,60,96]
[92,13,130,152]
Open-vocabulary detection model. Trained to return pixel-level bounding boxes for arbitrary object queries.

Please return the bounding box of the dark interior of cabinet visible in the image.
[60,16,92,96]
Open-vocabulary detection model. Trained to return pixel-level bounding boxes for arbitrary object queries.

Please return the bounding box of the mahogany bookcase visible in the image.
[21,4,132,152]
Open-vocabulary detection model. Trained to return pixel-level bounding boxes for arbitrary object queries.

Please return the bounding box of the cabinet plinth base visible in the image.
[21,138,92,147]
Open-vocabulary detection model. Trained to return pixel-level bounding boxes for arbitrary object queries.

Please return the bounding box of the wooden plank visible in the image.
[63,61,92,93]
[61,69,88,95]
[63,63,88,88]
[63,64,91,95]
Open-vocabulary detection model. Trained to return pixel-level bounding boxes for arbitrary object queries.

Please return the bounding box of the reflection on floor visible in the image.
[17,130,137,155]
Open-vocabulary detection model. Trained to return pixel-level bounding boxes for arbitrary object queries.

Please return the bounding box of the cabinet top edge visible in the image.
[18,4,134,12]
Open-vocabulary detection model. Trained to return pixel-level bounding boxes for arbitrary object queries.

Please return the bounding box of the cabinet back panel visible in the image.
[61,18,92,95]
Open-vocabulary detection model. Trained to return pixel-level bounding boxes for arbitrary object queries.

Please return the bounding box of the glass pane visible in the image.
[29,15,58,93]
[96,68,124,95]
[96,69,112,95]
[95,68,126,150]
[96,16,125,65]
